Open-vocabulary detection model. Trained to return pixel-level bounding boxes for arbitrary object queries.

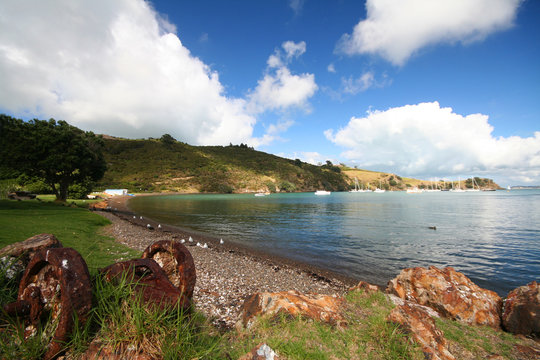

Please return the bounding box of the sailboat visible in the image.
[349,177,365,193]
[450,177,465,192]
[374,180,386,193]
[465,177,480,192]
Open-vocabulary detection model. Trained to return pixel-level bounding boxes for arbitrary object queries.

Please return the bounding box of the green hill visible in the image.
[97,137,350,193]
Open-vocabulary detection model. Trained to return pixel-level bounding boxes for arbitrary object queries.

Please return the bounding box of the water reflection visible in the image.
[129,191,540,295]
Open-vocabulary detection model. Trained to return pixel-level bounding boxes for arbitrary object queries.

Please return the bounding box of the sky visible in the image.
[0,0,539,186]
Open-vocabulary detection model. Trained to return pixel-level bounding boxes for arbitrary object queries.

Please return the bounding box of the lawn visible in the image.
[0,199,140,271]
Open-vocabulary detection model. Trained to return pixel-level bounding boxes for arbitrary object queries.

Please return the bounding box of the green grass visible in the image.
[0,200,139,271]
[226,290,424,360]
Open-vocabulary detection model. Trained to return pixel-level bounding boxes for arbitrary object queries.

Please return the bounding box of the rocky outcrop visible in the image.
[238,343,280,360]
[387,303,455,360]
[349,280,381,293]
[387,266,502,328]
[502,281,539,337]
[238,290,345,329]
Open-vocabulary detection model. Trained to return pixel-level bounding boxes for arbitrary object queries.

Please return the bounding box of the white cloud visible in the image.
[248,41,318,114]
[337,0,522,66]
[342,72,375,94]
[325,102,540,183]
[0,0,255,145]
[327,63,336,73]
[282,40,306,60]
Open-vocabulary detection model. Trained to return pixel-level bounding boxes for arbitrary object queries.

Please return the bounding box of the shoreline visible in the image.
[99,194,358,328]
[106,194,361,287]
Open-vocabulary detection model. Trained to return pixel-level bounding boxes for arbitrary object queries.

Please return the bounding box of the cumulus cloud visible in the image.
[0,0,257,145]
[247,41,318,114]
[325,102,540,183]
[337,0,522,65]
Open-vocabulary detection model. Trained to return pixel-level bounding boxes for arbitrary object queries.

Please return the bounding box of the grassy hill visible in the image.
[97,137,350,193]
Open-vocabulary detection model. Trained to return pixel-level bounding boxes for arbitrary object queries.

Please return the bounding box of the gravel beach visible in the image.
[97,195,356,329]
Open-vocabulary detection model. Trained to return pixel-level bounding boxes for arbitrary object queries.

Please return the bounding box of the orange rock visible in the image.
[387,304,455,360]
[239,290,345,328]
[387,266,502,328]
[502,281,539,336]
[89,200,109,210]
[349,280,381,293]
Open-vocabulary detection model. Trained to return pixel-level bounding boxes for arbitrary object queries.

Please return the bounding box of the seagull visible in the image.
[202,243,208,249]
[220,239,224,245]
[158,224,162,229]
[189,236,193,243]
[147,224,153,230]
[133,216,136,219]
[140,216,143,220]
[196,242,201,247]
[180,239,185,244]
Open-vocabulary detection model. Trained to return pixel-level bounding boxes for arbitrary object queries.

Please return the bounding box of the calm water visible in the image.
[129,190,540,295]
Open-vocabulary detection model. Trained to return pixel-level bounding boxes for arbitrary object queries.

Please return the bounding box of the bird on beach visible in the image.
[133,216,136,219]
[202,243,208,249]
[180,239,185,244]
[147,224,153,230]
[196,242,201,247]
[140,216,143,220]
[220,239,224,245]
[158,224,162,229]
[189,236,193,243]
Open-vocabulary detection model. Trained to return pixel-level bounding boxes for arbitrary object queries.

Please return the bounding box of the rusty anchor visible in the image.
[3,247,93,360]
[141,239,196,301]
[100,258,191,312]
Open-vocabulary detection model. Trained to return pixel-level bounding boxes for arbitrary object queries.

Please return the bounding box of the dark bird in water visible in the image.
[428,226,437,230]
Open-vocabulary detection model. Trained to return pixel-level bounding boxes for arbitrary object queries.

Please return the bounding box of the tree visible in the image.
[0,115,107,201]
[160,133,176,146]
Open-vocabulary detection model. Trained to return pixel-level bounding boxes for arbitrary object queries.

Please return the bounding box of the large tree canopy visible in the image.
[0,114,107,201]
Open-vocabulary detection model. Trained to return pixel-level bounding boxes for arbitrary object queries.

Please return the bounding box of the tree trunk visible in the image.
[57,180,69,202]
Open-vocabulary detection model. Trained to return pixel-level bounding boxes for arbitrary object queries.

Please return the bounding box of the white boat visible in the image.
[450,177,465,192]
[374,181,385,193]
[349,177,366,193]
[314,190,331,196]
[407,187,423,193]
[254,193,267,197]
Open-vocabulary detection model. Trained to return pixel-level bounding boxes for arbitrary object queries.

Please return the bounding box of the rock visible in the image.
[387,303,455,360]
[349,280,381,293]
[386,293,441,319]
[89,200,109,211]
[0,234,62,279]
[238,290,345,329]
[387,266,502,328]
[80,340,157,360]
[238,343,280,360]
[7,191,36,200]
[502,281,540,336]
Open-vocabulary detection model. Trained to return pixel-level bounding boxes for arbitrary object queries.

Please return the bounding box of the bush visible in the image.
[279,181,296,192]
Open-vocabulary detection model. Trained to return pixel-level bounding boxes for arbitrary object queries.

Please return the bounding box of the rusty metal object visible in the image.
[3,247,92,360]
[141,240,196,300]
[100,258,190,311]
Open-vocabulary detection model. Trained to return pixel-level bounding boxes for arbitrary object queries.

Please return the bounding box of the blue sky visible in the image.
[0,0,539,185]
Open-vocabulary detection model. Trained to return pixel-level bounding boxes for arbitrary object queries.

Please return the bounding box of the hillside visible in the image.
[97,137,350,193]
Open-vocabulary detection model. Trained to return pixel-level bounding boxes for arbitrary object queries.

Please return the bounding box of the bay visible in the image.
[128,190,540,296]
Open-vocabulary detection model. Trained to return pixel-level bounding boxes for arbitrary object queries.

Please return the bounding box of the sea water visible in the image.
[129,190,540,295]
